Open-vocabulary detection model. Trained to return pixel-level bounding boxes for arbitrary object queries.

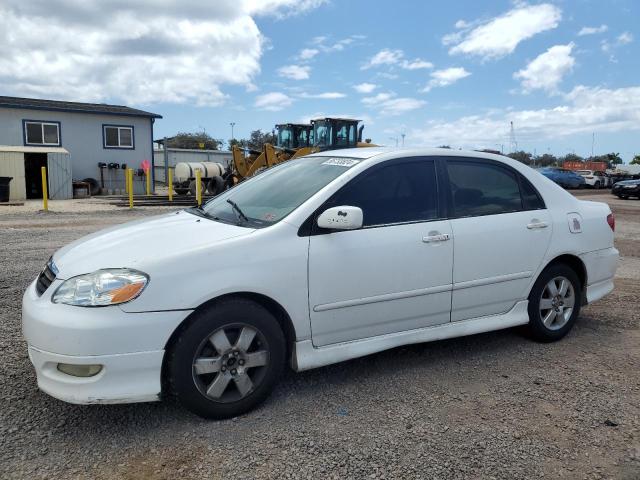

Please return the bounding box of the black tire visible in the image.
[527,264,581,342]
[174,188,189,196]
[82,177,101,196]
[188,180,206,197]
[207,176,225,195]
[167,299,286,419]
[594,181,601,189]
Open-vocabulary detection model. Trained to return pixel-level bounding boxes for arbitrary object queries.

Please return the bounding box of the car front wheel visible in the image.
[167,299,286,419]
[527,265,581,342]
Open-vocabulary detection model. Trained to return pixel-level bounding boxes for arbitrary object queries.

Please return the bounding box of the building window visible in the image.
[103,125,134,149]
[24,121,61,146]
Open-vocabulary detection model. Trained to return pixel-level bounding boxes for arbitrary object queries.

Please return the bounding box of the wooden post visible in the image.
[146,168,151,196]
[41,166,48,211]
[195,169,202,206]
[168,168,173,202]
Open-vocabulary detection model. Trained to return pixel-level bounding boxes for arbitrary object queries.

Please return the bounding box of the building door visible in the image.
[47,152,73,200]
[24,153,48,199]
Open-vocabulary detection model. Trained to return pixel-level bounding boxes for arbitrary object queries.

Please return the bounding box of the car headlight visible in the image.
[52,269,149,307]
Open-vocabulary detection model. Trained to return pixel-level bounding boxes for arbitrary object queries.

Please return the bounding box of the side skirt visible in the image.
[292,300,529,371]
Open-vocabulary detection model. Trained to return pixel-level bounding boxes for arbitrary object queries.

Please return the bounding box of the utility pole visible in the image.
[509,121,517,153]
[401,133,405,148]
[591,132,595,158]
[230,122,236,143]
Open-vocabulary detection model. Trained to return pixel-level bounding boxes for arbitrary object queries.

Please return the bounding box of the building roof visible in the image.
[0,96,162,119]
[0,145,69,154]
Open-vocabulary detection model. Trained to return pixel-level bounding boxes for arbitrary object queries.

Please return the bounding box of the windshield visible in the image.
[313,121,331,148]
[277,127,293,149]
[199,156,361,228]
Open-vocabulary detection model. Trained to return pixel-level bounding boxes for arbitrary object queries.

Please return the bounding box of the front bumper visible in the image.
[28,346,164,404]
[612,185,640,196]
[22,279,191,404]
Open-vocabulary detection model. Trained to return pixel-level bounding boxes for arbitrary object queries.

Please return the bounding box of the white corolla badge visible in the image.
[322,158,361,167]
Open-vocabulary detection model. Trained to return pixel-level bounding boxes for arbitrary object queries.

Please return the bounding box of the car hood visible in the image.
[615,179,640,186]
[52,210,254,278]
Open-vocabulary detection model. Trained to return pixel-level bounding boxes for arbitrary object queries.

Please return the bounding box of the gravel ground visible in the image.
[0,192,638,479]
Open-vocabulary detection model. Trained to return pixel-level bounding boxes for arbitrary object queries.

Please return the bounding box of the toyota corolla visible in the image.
[22,148,618,419]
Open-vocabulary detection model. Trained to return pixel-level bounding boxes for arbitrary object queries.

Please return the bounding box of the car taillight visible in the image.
[607,213,615,232]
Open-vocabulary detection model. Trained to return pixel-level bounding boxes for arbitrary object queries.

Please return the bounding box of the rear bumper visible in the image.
[580,247,619,304]
[28,346,163,404]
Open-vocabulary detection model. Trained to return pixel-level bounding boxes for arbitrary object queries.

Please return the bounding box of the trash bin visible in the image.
[0,177,12,202]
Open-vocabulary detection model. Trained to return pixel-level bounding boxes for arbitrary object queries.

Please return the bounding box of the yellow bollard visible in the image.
[146,169,151,196]
[41,166,48,211]
[168,168,173,202]
[128,168,134,209]
[195,169,202,207]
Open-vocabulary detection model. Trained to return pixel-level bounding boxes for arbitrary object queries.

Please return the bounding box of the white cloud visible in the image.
[362,92,426,116]
[400,59,434,70]
[354,83,377,94]
[454,19,469,29]
[298,92,346,99]
[298,48,319,60]
[408,85,640,147]
[254,92,293,111]
[308,34,366,56]
[446,3,562,60]
[245,0,328,18]
[278,64,311,80]
[514,43,575,93]
[578,24,608,36]
[0,0,326,106]
[617,32,634,45]
[362,48,432,71]
[362,49,404,69]
[423,67,471,92]
[601,31,634,61]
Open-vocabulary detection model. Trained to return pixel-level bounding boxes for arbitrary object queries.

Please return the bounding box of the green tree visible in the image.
[631,154,640,165]
[167,132,221,150]
[534,153,559,167]
[230,129,277,151]
[559,153,584,164]
[508,150,533,164]
[606,152,623,167]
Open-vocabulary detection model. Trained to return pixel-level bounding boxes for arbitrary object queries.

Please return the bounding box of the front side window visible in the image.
[447,161,523,217]
[330,159,439,227]
[24,121,60,146]
[103,125,134,149]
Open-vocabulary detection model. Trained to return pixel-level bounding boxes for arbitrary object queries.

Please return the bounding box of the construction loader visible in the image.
[229,117,375,185]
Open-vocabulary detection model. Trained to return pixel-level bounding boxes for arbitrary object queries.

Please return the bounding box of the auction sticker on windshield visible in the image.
[321,158,361,167]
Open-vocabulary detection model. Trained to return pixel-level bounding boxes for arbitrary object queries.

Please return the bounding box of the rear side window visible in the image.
[331,159,439,227]
[447,161,523,217]
[520,176,545,210]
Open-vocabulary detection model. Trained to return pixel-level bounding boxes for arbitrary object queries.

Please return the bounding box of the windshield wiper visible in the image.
[226,198,249,223]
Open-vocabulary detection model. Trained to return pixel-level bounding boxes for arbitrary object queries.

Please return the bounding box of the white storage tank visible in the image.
[174,162,225,182]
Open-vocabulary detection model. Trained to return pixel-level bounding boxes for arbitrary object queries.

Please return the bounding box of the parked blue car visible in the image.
[538,167,586,189]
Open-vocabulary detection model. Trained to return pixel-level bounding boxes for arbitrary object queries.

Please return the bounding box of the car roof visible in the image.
[306,146,516,162]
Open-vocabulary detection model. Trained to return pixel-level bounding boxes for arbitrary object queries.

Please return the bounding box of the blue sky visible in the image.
[1,0,638,160]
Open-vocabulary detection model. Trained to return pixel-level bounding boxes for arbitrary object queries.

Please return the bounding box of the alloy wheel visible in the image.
[192,324,269,403]
[539,276,575,330]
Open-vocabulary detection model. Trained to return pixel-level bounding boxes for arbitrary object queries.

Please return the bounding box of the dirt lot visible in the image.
[0,192,638,479]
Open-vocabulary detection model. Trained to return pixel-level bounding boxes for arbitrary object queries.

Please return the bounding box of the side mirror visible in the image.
[317,206,363,231]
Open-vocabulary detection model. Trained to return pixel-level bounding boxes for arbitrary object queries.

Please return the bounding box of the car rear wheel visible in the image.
[594,181,601,189]
[527,265,581,342]
[167,299,286,419]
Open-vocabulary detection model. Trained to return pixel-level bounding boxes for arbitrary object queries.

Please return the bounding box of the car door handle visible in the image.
[527,221,548,229]
[422,233,451,243]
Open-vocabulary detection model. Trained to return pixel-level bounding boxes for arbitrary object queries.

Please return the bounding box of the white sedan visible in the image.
[22,148,618,419]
